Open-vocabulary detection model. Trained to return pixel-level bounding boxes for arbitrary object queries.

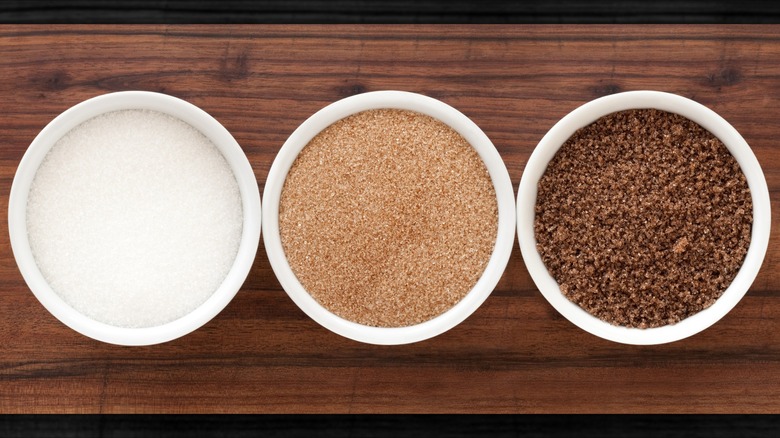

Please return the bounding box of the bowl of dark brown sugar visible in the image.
[263,91,515,345]
[518,90,770,345]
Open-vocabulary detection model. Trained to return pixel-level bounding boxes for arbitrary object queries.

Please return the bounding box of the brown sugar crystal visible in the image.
[279,109,498,327]
[535,108,752,328]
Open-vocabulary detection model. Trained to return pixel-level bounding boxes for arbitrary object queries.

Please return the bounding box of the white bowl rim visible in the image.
[263,90,516,345]
[8,90,262,346]
[517,90,771,345]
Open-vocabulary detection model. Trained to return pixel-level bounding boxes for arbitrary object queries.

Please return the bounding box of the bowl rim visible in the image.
[8,90,262,346]
[517,90,771,345]
[263,90,515,345]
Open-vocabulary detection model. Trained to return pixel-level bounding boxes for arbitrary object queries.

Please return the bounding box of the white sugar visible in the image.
[26,109,243,328]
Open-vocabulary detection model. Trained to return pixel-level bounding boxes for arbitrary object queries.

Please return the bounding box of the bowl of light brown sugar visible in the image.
[518,90,771,345]
[263,91,515,345]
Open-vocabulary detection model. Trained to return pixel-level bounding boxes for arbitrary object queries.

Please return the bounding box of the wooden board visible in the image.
[0,25,778,414]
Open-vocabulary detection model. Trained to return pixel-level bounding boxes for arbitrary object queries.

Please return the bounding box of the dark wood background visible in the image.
[1,1,779,24]
[2,1,780,24]
[0,25,778,414]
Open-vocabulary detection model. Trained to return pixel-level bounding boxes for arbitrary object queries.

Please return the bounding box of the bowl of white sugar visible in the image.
[263,90,515,345]
[8,91,261,346]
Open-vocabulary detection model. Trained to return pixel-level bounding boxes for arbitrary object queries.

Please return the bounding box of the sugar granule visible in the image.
[279,109,498,327]
[534,108,752,328]
[27,109,243,328]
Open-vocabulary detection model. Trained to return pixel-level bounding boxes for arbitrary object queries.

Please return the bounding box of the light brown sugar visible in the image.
[280,109,498,327]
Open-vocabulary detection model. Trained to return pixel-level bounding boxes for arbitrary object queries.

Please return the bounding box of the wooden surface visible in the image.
[4,1,779,24]
[0,25,778,414]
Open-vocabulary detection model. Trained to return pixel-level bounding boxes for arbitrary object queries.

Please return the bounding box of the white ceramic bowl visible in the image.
[517,90,771,345]
[263,90,515,345]
[8,91,262,346]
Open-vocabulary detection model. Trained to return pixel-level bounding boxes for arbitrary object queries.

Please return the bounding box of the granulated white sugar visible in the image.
[279,109,498,328]
[26,109,243,328]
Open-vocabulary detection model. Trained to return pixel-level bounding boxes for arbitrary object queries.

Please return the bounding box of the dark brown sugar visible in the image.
[534,108,752,328]
[279,109,498,328]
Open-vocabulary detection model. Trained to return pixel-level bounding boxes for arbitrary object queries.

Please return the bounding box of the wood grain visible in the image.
[0,25,779,414]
